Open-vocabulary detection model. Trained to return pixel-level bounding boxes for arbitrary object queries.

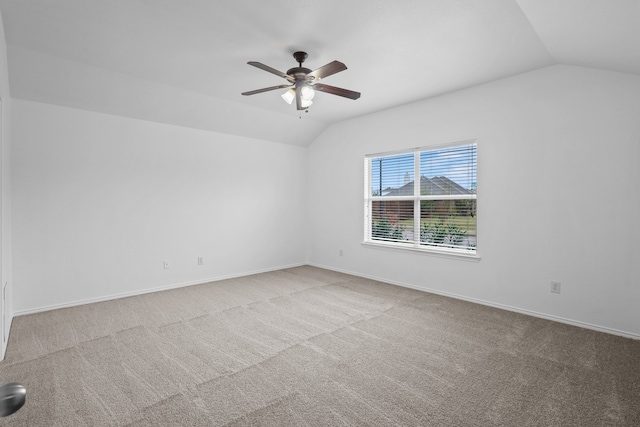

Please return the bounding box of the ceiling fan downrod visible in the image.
[287,51,312,77]
[293,51,308,67]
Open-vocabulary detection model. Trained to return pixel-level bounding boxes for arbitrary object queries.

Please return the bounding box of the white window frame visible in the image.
[363,140,479,261]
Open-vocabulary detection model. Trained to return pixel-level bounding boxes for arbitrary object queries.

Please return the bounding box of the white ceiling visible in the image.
[1,0,638,146]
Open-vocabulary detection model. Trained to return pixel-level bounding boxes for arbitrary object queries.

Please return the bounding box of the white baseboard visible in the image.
[13,263,306,317]
[308,262,640,341]
[1,313,14,361]
[12,261,639,341]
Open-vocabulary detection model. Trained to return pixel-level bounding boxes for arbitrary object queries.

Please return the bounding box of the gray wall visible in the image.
[9,63,640,340]
[11,100,308,313]
[308,65,640,337]
[0,7,12,359]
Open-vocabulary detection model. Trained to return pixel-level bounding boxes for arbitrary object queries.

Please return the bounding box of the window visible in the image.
[364,141,477,256]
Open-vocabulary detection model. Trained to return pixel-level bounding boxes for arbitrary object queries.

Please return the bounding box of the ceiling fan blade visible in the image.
[242,84,292,96]
[306,61,347,80]
[247,61,294,82]
[313,83,361,100]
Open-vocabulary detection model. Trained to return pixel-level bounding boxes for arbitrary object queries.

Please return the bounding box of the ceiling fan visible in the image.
[241,51,361,111]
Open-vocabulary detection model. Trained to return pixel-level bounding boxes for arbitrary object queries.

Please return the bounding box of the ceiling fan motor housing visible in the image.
[288,51,311,79]
[287,67,312,78]
[288,51,314,80]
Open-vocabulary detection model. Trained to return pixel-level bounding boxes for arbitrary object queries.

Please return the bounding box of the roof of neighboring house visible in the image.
[383,176,472,197]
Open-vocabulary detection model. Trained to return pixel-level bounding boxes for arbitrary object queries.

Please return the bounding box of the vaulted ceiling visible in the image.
[1,0,638,146]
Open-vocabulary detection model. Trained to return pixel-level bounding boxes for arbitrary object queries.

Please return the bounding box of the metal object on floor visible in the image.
[0,382,26,417]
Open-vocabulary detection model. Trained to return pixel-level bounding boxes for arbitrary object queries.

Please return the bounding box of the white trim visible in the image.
[13,262,306,317]
[307,262,640,341]
[10,262,640,340]
[372,194,477,201]
[365,138,477,158]
[362,240,480,261]
[2,313,13,360]
[370,195,415,201]
[413,152,420,246]
[365,140,478,254]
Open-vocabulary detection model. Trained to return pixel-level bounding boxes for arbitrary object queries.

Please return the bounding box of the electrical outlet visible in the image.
[164,261,170,269]
[198,257,204,265]
[551,281,561,294]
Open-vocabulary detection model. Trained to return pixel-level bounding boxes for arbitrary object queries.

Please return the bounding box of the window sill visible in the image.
[362,240,481,262]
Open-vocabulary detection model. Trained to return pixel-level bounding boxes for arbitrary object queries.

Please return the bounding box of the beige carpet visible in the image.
[0,266,638,426]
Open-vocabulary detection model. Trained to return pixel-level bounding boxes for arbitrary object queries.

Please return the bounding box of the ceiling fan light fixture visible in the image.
[281,88,295,105]
[301,98,313,108]
[300,85,315,101]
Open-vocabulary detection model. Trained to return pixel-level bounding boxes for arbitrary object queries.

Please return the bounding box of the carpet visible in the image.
[0,266,638,426]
